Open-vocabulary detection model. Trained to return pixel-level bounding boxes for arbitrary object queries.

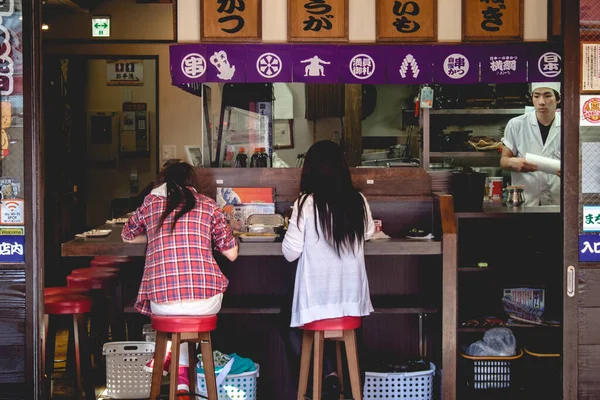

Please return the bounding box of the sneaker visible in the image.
[322,373,341,400]
[144,356,170,376]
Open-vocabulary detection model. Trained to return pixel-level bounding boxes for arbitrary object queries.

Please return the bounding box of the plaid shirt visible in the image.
[122,185,236,316]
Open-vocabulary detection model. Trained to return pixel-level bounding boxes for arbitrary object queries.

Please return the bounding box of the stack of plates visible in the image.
[428,170,453,193]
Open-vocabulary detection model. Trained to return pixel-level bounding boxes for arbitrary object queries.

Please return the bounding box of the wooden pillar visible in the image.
[343,84,362,167]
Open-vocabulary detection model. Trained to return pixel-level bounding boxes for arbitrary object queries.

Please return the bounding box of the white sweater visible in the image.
[282,194,375,327]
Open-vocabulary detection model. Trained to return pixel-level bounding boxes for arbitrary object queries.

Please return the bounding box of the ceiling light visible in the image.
[42,24,49,30]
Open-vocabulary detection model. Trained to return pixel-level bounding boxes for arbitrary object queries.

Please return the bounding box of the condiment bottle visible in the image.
[235,147,248,168]
[250,148,261,168]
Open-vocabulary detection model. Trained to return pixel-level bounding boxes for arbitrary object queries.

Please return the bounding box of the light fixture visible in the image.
[42,23,49,30]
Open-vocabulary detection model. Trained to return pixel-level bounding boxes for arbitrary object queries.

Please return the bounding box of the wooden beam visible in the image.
[343,84,362,167]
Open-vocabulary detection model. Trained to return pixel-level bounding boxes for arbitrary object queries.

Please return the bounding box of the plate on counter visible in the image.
[107,218,129,224]
[406,233,434,240]
[238,233,278,242]
[82,229,112,238]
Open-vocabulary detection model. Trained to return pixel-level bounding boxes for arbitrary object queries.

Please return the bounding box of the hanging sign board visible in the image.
[106,60,144,86]
[288,0,348,42]
[376,0,436,42]
[462,0,523,42]
[201,0,261,41]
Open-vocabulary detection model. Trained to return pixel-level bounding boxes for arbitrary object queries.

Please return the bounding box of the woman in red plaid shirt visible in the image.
[122,161,238,395]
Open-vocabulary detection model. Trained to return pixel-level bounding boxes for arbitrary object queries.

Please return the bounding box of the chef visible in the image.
[500,82,561,206]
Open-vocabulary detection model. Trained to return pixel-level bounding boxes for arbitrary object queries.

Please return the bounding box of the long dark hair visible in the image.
[157,162,201,232]
[297,140,367,256]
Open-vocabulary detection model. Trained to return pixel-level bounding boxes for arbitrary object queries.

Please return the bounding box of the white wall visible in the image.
[178,0,548,42]
[84,59,157,227]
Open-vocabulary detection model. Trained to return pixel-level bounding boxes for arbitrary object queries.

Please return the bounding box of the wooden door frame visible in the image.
[563,0,579,398]
[24,0,44,398]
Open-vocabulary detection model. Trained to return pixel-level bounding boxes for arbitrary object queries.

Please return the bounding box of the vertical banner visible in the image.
[245,45,293,83]
[201,0,261,41]
[291,45,339,83]
[462,0,524,41]
[376,0,437,42]
[288,0,348,42]
[206,44,246,83]
[528,46,563,83]
[433,47,480,84]
[385,46,433,84]
[338,46,387,84]
[170,44,207,85]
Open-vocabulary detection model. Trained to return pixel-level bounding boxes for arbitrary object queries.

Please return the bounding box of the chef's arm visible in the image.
[501,146,538,173]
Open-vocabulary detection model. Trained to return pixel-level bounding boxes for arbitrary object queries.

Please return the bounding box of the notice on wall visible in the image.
[0,199,23,225]
[106,60,144,86]
[583,206,600,232]
[582,43,600,93]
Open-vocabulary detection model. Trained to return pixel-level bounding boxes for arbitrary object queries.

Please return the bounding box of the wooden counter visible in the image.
[60,167,457,400]
[61,225,442,257]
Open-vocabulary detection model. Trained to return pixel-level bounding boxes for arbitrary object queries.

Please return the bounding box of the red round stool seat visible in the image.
[301,316,362,331]
[151,314,218,333]
[44,286,89,297]
[67,273,117,290]
[90,256,132,267]
[45,294,92,315]
[72,266,120,275]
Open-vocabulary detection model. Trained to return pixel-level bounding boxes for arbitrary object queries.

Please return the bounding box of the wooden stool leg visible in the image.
[335,341,344,399]
[150,331,168,400]
[74,313,95,400]
[188,339,197,396]
[343,330,362,400]
[312,331,325,400]
[297,330,314,400]
[169,333,181,400]
[44,315,57,400]
[199,332,218,400]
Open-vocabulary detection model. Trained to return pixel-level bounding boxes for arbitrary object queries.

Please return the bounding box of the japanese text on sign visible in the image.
[480,0,506,32]
[583,206,600,231]
[217,0,246,34]
[0,235,23,262]
[303,0,333,32]
[0,0,15,95]
[489,56,517,76]
[392,1,420,33]
[579,234,600,262]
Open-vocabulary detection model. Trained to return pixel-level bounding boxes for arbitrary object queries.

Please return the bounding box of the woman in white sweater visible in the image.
[282,140,375,398]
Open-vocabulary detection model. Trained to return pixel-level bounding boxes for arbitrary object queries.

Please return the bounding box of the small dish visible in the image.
[108,218,129,224]
[83,229,112,238]
[406,233,434,240]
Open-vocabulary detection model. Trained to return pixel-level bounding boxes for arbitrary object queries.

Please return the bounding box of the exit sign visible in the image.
[92,16,111,37]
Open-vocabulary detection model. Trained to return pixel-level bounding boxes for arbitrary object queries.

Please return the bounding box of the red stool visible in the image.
[67,272,125,366]
[72,266,120,275]
[45,286,89,297]
[298,317,363,400]
[44,294,94,400]
[90,256,132,267]
[150,315,219,400]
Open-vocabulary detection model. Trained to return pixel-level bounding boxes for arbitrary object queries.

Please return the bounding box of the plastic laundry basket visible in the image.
[197,363,260,400]
[103,341,155,399]
[364,362,436,400]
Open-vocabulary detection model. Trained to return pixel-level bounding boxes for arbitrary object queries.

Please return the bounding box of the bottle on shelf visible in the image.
[257,147,269,168]
[235,147,248,168]
[250,148,261,168]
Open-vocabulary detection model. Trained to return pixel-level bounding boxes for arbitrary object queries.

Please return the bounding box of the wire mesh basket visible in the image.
[103,341,155,399]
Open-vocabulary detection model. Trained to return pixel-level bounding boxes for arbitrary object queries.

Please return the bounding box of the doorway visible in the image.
[42,55,159,283]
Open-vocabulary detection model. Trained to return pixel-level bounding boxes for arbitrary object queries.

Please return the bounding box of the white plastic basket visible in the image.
[103,341,155,399]
[197,363,260,400]
[364,362,436,400]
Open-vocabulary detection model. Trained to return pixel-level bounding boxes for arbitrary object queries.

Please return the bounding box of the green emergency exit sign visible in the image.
[92,16,111,37]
